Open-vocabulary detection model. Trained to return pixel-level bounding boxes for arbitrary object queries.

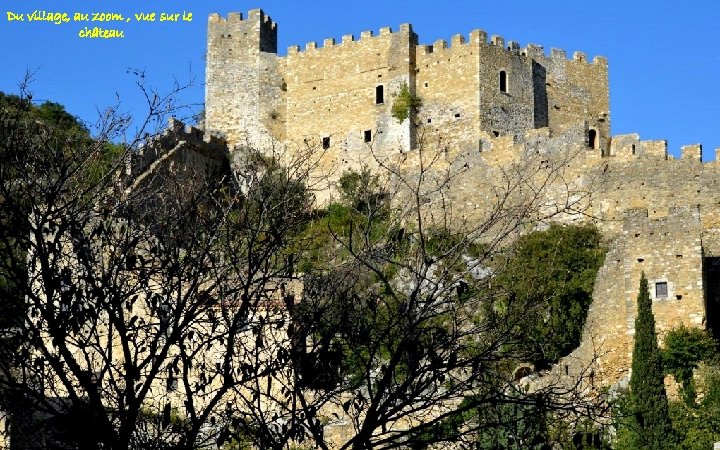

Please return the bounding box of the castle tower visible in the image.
[205,9,281,149]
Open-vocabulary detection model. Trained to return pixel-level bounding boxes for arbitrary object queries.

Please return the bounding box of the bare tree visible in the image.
[275,130,607,450]
[0,81,322,449]
[0,81,607,450]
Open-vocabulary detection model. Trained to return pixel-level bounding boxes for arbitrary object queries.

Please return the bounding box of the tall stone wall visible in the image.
[415,32,483,155]
[539,50,610,148]
[205,9,279,148]
[283,24,417,157]
[202,8,720,390]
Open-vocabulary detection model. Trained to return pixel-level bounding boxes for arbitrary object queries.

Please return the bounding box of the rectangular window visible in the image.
[375,85,384,104]
[322,137,330,149]
[655,281,668,298]
[364,130,372,143]
[499,70,508,93]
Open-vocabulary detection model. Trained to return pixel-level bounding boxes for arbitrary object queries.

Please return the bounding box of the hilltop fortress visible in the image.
[204,9,609,157]
[144,8,720,388]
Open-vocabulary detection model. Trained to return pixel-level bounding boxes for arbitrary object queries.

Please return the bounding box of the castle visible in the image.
[204,9,609,159]
[150,8,720,388]
[4,8,720,449]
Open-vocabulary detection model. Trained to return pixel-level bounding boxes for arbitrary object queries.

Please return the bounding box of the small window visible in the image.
[655,281,668,298]
[589,129,598,149]
[375,85,384,104]
[454,113,461,118]
[492,131,500,137]
[427,118,432,124]
[499,70,508,93]
[322,137,330,149]
[424,82,428,87]
[364,130,372,143]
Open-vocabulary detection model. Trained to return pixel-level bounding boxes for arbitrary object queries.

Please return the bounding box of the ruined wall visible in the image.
[127,118,229,194]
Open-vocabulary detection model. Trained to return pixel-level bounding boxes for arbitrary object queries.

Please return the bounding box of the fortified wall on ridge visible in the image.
[195,8,720,388]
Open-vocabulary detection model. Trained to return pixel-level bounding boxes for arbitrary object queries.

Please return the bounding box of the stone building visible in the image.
[204,9,608,158]
[195,8,720,388]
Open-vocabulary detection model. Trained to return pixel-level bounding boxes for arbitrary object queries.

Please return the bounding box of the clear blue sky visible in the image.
[2,0,718,159]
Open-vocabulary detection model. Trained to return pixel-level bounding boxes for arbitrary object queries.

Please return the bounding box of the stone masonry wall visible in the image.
[202,9,720,390]
[204,9,609,163]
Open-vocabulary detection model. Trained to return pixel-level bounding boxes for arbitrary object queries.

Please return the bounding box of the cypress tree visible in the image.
[628,272,675,449]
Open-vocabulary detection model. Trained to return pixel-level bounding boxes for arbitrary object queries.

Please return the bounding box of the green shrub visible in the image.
[391,82,420,123]
[662,323,717,405]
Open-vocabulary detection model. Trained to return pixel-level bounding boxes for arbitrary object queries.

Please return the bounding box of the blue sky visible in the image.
[2,0,718,159]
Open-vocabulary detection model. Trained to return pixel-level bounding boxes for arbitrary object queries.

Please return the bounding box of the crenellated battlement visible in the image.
[208,9,277,31]
[129,118,229,185]
[286,23,414,57]
[163,118,228,158]
[412,28,604,66]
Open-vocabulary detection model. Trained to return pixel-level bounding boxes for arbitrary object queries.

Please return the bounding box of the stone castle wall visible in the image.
[204,9,609,161]
[200,8,720,389]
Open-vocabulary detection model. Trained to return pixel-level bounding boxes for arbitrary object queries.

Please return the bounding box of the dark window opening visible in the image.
[424,82,429,87]
[589,129,598,149]
[456,281,468,298]
[676,295,683,300]
[637,258,644,263]
[322,137,330,150]
[427,118,432,124]
[499,70,508,93]
[631,144,636,155]
[167,369,178,392]
[375,85,384,104]
[656,281,668,298]
[492,131,500,137]
[364,130,372,143]
[454,113,461,118]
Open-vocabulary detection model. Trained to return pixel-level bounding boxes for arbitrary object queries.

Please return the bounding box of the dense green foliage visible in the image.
[391,82,420,123]
[662,324,717,405]
[626,273,675,449]
[496,223,606,368]
[337,167,387,214]
[668,366,720,449]
[0,92,124,186]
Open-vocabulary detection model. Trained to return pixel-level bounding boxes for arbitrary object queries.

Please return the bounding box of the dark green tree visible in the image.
[662,323,717,406]
[497,223,606,368]
[628,272,675,449]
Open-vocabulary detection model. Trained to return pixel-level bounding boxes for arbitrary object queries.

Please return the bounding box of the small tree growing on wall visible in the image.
[391,82,420,124]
